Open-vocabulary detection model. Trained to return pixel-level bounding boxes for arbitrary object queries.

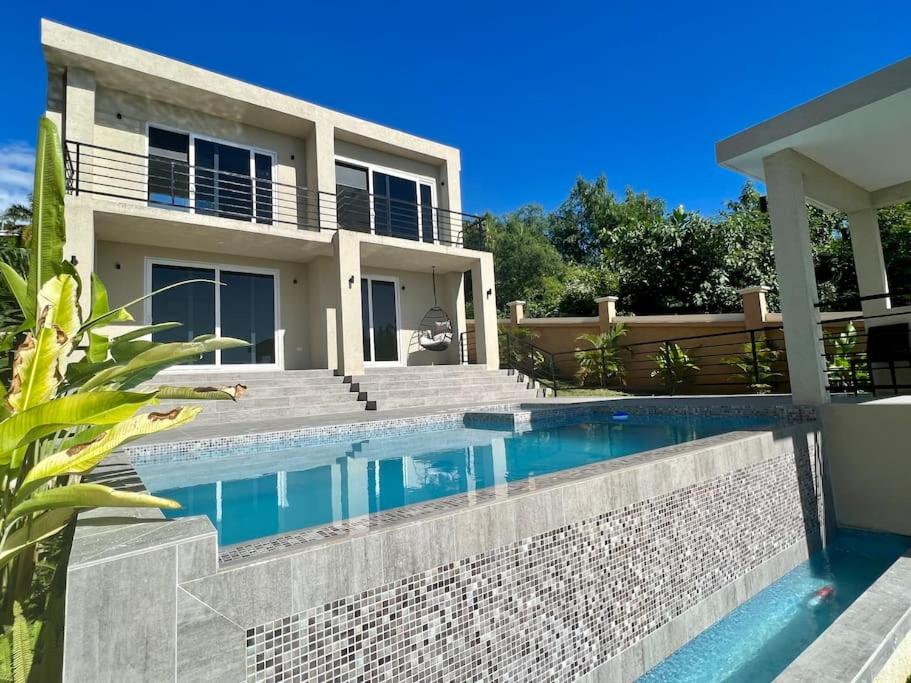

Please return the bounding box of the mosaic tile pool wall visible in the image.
[247,443,822,682]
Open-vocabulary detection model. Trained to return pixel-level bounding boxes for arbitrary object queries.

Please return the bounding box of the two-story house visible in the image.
[42,19,499,386]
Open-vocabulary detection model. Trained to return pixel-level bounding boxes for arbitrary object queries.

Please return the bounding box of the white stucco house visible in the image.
[42,19,499,380]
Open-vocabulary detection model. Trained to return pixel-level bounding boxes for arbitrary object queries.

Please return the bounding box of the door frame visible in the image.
[143,256,284,372]
[361,273,403,367]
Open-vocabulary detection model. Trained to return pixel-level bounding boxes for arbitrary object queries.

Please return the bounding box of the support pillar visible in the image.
[596,295,618,333]
[507,300,525,325]
[763,150,829,405]
[739,286,770,329]
[847,208,890,317]
[310,118,337,230]
[333,230,364,376]
[471,253,500,370]
[63,67,96,310]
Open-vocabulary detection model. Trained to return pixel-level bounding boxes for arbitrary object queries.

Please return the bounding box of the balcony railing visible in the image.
[64,140,486,249]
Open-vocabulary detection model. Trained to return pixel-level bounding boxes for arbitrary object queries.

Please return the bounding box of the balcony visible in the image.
[63,140,486,249]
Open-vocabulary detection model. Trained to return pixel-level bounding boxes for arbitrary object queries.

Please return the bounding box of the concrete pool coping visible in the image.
[66,398,822,680]
[776,549,911,682]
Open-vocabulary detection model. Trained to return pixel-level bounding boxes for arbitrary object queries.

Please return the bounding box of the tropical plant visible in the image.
[650,343,699,394]
[574,324,627,387]
[723,339,782,394]
[0,117,249,677]
[827,321,868,392]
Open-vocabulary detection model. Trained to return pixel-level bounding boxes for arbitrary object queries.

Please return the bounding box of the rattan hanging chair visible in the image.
[418,267,453,352]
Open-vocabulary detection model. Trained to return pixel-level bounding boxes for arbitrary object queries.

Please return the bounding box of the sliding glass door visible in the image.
[149,261,278,367]
[361,277,400,365]
[146,126,274,224]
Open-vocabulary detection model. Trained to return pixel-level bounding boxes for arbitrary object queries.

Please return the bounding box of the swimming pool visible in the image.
[136,414,778,546]
[639,529,911,682]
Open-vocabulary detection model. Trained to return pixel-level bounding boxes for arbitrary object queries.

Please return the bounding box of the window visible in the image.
[149,261,278,366]
[335,162,370,232]
[147,126,275,225]
[148,128,190,208]
[335,160,437,243]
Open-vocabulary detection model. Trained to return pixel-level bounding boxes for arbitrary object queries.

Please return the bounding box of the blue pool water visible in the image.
[137,415,776,546]
[639,529,911,682]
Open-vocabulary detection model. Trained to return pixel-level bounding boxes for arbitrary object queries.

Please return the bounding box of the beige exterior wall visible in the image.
[95,240,313,370]
[822,403,911,537]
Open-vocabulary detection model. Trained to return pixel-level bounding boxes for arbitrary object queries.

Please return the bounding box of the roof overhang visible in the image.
[716,55,911,210]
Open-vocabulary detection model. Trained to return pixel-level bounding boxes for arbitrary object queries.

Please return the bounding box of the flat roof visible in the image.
[716,55,911,194]
[41,19,459,166]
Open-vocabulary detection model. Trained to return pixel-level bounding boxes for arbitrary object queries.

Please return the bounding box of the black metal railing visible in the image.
[64,140,486,249]
[500,326,793,396]
[816,292,911,396]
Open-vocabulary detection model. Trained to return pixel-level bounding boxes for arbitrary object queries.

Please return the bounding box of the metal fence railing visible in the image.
[64,139,486,249]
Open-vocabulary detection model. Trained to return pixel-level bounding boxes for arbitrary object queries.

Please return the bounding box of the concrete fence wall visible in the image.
[467,288,864,394]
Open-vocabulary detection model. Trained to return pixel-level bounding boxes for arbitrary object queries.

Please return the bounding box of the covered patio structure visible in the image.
[716,55,911,405]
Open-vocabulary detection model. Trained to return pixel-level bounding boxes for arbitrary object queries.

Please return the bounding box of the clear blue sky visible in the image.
[2,1,911,217]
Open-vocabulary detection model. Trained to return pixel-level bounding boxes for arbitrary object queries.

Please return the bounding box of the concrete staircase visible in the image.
[140,365,543,427]
[141,369,362,425]
[347,365,542,411]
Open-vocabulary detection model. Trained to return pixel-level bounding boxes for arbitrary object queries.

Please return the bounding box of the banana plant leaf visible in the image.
[79,336,248,391]
[6,325,67,415]
[0,391,158,465]
[26,118,66,312]
[0,509,73,570]
[6,483,180,526]
[16,406,201,501]
[155,384,246,401]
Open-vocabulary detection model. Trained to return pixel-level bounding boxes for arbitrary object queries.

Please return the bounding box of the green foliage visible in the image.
[722,339,782,394]
[827,321,868,392]
[574,325,627,387]
[476,176,911,320]
[651,343,699,395]
[0,602,37,683]
[498,324,548,374]
[0,117,251,676]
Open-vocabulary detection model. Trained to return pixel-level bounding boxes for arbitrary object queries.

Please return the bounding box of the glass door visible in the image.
[361,277,400,365]
[149,262,278,367]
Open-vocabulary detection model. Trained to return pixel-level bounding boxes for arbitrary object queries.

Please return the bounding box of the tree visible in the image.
[485,205,566,317]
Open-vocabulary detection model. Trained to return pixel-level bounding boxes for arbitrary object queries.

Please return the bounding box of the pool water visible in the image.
[137,415,775,546]
[639,529,911,682]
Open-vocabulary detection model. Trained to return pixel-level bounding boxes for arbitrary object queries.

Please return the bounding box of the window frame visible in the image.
[334,155,438,243]
[143,256,283,372]
[145,122,278,225]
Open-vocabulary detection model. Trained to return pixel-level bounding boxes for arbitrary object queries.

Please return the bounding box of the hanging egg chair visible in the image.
[418,267,453,352]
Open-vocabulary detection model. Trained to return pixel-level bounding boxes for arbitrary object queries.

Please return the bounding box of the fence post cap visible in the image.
[737,286,771,295]
[595,295,619,303]
[507,300,526,306]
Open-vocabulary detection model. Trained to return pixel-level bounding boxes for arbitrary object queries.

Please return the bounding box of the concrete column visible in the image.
[63,67,96,310]
[471,253,500,370]
[596,295,618,332]
[63,67,95,144]
[507,300,525,325]
[333,230,364,376]
[763,151,829,405]
[311,118,337,230]
[443,271,466,365]
[739,286,770,329]
[847,208,890,316]
[439,153,462,245]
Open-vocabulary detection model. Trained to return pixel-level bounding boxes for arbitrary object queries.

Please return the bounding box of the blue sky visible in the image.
[2,1,911,217]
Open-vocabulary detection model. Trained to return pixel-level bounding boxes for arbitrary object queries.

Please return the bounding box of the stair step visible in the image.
[363,384,532,402]
[351,374,523,390]
[360,365,490,376]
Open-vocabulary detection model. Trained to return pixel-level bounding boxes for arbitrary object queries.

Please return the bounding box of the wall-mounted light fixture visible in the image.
[348,275,355,288]
[290,154,295,161]
[115,262,121,270]
[486,288,492,298]
[70,255,79,266]
[292,278,298,285]
[116,113,122,120]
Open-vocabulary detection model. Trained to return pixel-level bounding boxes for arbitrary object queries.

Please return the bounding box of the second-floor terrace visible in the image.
[64,139,486,250]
